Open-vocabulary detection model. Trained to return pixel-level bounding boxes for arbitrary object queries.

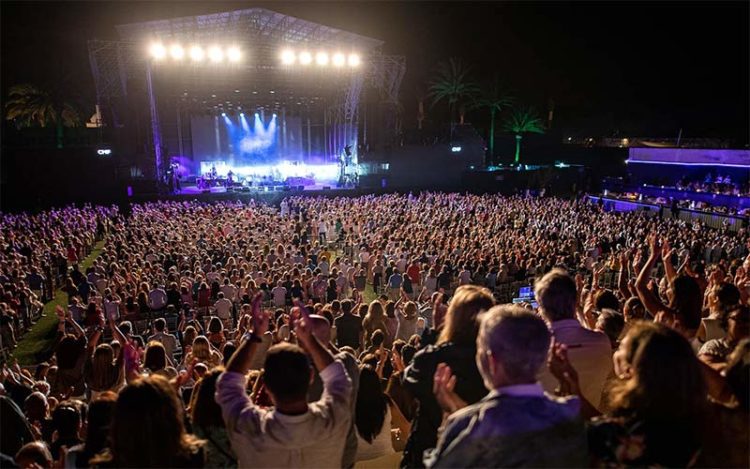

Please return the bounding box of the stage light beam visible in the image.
[170,44,185,60]
[316,52,329,66]
[227,47,241,62]
[208,46,224,62]
[348,53,361,67]
[189,46,204,61]
[281,49,295,65]
[332,53,345,67]
[150,43,166,60]
[299,51,312,65]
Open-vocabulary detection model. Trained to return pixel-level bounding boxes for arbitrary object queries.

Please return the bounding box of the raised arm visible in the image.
[635,234,668,316]
[661,240,678,286]
[617,250,631,300]
[226,294,267,375]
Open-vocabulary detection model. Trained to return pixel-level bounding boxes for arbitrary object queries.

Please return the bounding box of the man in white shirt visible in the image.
[534,269,612,410]
[220,279,238,303]
[214,292,233,323]
[147,318,178,359]
[216,304,352,468]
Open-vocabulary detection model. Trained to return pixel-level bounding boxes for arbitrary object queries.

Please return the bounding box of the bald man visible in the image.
[307,314,360,469]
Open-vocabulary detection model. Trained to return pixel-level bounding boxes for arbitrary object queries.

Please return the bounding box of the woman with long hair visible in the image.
[552,321,709,467]
[64,394,116,468]
[363,300,389,349]
[355,365,411,462]
[401,285,494,468]
[92,375,204,467]
[189,369,236,468]
[185,336,222,369]
[84,335,124,400]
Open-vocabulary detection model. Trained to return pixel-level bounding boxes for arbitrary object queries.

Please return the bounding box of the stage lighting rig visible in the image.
[208,46,224,62]
[332,52,346,67]
[149,43,167,60]
[316,52,329,66]
[189,46,204,61]
[299,51,313,65]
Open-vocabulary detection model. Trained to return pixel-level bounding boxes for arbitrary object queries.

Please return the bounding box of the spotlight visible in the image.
[299,51,312,65]
[169,44,184,60]
[315,52,329,66]
[227,47,241,62]
[149,43,166,60]
[348,53,361,67]
[221,112,226,117]
[332,53,345,67]
[240,112,244,116]
[281,49,295,65]
[189,46,204,61]
[208,46,224,62]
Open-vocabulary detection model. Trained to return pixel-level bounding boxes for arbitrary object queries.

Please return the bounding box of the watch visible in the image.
[242,332,263,343]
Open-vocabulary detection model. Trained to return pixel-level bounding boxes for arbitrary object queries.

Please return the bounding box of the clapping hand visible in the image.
[433,363,467,414]
[547,340,580,396]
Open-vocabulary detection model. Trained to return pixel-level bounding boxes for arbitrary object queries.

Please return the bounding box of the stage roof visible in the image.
[115,8,384,51]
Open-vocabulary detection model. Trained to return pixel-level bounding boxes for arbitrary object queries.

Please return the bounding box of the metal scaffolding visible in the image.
[88,8,405,180]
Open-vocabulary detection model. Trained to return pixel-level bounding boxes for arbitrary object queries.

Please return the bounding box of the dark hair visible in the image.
[93,375,203,467]
[371,329,384,347]
[670,275,702,331]
[80,396,116,462]
[341,299,353,314]
[56,335,83,369]
[154,318,166,332]
[263,343,311,403]
[144,342,167,372]
[596,309,625,347]
[594,290,620,312]
[355,365,389,444]
[52,402,81,438]
[222,342,236,366]
[208,317,223,334]
[190,368,226,429]
[612,322,708,467]
[401,344,417,365]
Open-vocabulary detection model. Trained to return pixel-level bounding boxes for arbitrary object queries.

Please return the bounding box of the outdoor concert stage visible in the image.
[88,8,405,188]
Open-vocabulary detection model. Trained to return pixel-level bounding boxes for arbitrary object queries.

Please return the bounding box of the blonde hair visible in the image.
[438,285,495,346]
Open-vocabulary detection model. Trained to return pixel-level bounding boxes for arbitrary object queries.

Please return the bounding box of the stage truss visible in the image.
[87,8,405,181]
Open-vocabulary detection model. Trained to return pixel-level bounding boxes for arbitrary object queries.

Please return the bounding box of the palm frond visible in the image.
[503,107,545,134]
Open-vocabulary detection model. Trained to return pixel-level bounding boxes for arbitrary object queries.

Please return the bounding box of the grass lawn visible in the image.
[13,240,106,365]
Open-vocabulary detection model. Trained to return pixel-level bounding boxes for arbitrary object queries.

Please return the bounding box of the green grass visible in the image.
[13,240,106,365]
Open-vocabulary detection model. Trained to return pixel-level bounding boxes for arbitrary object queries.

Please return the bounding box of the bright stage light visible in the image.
[208,46,224,62]
[169,44,185,60]
[332,53,345,67]
[221,112,226,117]
[348,53,361,67]
[149,43,167,60]
[227,47,241,62]
[316,52,329,66]
[189,46,204,61]
[299,51,312,65]
[281,49,295,65]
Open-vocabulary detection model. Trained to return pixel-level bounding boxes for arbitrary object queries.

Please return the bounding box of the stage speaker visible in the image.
[297,185,304,191]
[322,186,331,190]
[283,186,291,192]
[201,189,211,194]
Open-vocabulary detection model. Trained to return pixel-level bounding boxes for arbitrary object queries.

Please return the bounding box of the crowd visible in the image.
[0,206,115,353]
[0,193,748,468]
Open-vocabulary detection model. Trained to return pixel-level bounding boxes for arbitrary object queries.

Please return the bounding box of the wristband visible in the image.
[242,332,263,343]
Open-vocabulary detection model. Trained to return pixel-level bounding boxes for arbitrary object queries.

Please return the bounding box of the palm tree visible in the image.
[471,77,513,165]
[427,58,479,127]
[5,84,81,149]
[503,107,545,164]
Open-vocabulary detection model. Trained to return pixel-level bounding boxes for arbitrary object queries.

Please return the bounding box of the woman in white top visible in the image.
[355,365,411,462]
[698,282,740,343]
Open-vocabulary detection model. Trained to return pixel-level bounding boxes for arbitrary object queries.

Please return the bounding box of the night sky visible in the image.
[2,1,748,142]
